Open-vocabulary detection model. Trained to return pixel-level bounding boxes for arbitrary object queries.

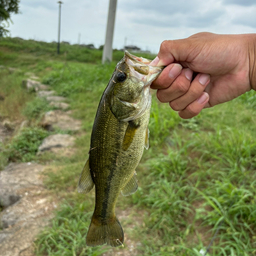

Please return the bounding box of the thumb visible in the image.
[155,39,194,67]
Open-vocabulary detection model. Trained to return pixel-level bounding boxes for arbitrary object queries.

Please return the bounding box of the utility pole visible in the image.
[102,0,117,64]
[78,33,81,45]
[124,37,127,51]
[57,1,63,54]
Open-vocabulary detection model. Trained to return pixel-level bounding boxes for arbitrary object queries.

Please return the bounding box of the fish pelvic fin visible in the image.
[86,215,124,247]
[77,158,94,193]
[121,173,138,196]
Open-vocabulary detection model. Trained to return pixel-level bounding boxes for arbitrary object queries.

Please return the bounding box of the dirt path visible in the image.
[0,77,81,256]
[0,163,57,256]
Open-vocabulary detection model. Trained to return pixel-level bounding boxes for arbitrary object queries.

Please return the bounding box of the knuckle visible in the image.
[151,79,160,89]
[176,80,189,94]
[160,40,172,52]
[169,101,181,111]
[189,88,200,98]
[157,90,167,103]
[186,104,199,117]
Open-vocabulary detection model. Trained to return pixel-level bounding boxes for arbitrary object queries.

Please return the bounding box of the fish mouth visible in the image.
[119,51,163,122]
[124,51,163,87]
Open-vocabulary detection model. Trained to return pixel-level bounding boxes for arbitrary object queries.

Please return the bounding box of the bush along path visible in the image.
[0,75,82,256]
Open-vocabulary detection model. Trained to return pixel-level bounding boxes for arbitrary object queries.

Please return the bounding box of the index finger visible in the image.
[151,63,182,89]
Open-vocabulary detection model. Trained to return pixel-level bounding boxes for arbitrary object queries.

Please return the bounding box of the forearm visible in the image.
[248,34,256,91]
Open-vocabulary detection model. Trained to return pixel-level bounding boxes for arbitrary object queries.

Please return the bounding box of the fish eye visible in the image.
[116,72,127,82]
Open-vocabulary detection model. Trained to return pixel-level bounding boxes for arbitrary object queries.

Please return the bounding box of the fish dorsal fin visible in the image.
[121,173,138,196]
[145,128,149,150]
[122,121,140,151]
[77,158,94,193]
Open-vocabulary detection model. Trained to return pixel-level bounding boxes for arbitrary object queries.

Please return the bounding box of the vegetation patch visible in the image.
[0,69,33,120]
[35,201,108,256]
[2,127,49,163]
[1,37,256,256]
[22,97,54,120]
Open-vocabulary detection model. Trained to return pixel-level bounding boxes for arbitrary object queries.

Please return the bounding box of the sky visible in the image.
[7,0,256,53]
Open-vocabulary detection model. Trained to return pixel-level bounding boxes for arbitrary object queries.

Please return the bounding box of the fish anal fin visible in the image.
[77,158,94,193]
[122,121,140,151]
[121,173,138,196]
[86,215,124,247]
[145,128,149,150]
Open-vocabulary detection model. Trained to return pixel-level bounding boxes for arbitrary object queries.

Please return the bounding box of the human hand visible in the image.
[151,32,256,119]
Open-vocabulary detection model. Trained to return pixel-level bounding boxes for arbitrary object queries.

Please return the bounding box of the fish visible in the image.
[78,51,163,247]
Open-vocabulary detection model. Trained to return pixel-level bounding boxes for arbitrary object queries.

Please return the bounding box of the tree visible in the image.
[0,0,20,37]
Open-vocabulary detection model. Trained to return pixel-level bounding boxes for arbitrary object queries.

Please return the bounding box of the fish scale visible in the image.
[78,51,163,247]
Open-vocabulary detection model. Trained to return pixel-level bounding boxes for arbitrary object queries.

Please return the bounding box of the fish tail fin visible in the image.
[86,214,124,247]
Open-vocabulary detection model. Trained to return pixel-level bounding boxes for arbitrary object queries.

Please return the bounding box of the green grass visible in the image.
[1,127,49,163]
[131,124,256,255]
[0,37,155,65]
[22,97,55,121]
[1,37,256,256]
[0,69,34,120]
[39,60,256,255]
[35,201,109,256]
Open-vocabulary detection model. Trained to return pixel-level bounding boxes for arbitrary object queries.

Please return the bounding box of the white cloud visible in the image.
[222,0,256,6]
[230,6,256,28]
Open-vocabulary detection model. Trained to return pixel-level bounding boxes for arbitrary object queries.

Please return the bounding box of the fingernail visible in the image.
[185,69,193,81]
[168,64,182,78]
[199,74,210,85]
[150,57,159,66]
[197,92,209,104]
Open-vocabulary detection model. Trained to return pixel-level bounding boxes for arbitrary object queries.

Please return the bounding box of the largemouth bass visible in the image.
[78,51,163,247]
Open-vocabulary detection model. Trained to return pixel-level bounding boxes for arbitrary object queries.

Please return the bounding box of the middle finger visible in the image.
[156,68,193,103]
[169,73,210,111]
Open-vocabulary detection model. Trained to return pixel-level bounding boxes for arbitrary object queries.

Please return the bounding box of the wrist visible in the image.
[248,34,256,91]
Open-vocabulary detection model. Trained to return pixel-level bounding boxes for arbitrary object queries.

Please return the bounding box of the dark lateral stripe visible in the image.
[100,128,123,219]
[101,170,114,219]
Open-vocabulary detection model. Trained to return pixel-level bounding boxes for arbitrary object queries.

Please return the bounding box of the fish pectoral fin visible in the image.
[77,158,94,193]
[145,128,149,150]
[121,173,138,196]
[122,121,140,151]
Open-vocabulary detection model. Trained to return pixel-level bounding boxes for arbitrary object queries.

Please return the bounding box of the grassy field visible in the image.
[1,37,256,256]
